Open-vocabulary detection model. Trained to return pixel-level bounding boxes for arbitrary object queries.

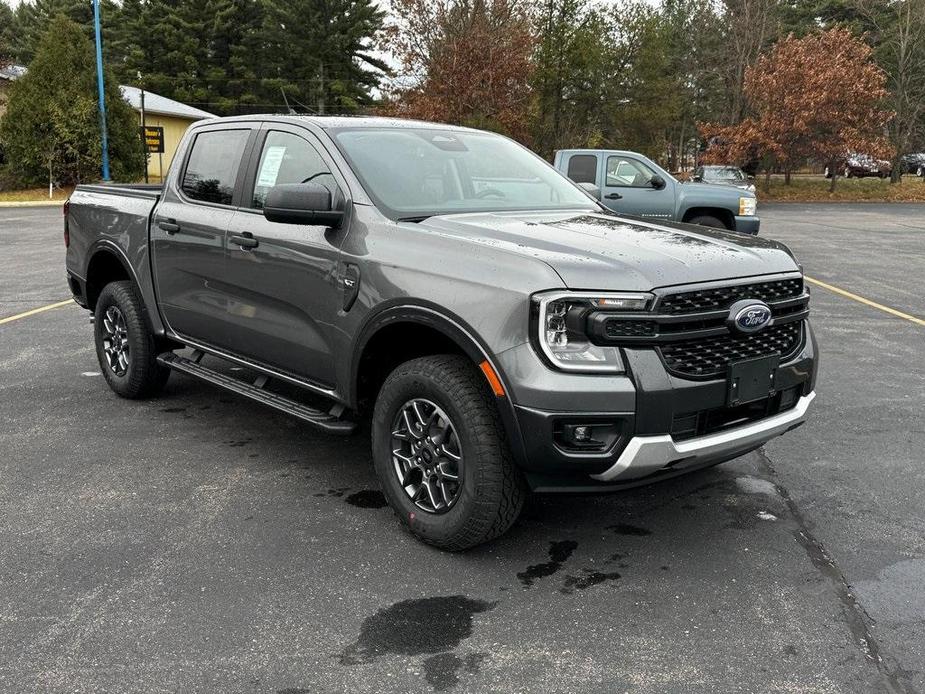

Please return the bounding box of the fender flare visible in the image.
[84,240,164,334]
[350,300,530,468]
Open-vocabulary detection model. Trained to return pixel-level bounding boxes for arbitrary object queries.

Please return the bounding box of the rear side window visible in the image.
[566,154,597,184]
[251,131,337,209]
[181,129,250,205]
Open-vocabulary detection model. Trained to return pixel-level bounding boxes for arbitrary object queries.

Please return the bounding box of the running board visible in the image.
[157,352,356,435]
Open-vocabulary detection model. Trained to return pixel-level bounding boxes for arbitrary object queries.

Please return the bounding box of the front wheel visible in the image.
[688,214,728,230]
[94,280,170,399]
[371,355,527,551]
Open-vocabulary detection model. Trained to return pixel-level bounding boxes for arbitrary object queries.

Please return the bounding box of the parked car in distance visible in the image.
[66,117,815,550]
[555,149,760,234]
[900,153,925,177]
[825,153,892,179]
[692,165,756,192]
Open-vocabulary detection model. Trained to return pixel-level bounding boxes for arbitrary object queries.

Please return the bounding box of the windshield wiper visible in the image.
[397,215,432,223]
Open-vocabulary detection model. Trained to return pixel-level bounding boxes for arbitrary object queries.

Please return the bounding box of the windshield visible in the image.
[705,167,746,181]
[331,127,595,220]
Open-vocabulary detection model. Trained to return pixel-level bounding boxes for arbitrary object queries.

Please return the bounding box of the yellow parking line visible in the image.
[804,276,925,327]
[0,299,74,326]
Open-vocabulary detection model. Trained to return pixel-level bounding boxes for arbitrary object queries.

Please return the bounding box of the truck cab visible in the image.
[554,149,760,235]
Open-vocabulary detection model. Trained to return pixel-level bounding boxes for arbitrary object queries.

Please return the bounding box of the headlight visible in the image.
[534,291,652,373]
[739,196,757,216]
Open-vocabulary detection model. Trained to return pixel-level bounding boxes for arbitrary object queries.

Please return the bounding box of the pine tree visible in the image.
[259,0,387,113]
[9,0,121,65]
[0,15,145,185]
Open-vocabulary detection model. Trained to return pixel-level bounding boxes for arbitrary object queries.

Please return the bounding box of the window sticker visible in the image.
[256,146,287,188]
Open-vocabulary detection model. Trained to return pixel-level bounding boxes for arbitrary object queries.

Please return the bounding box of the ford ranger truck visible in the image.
[65,116,815,550]
[554,148,761,234]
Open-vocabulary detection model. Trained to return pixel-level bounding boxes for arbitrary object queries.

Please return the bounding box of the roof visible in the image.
[120,86,215,121]
[0,64,214,120]
[218,114,480,131]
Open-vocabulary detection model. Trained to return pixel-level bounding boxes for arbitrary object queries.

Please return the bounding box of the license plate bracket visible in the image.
[727,354,779,406]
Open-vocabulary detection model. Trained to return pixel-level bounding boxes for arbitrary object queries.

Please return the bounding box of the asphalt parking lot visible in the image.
[1,203,923,693]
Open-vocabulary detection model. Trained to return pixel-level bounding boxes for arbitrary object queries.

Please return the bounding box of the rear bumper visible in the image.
[734,215,760,234]
[590,392,813,482]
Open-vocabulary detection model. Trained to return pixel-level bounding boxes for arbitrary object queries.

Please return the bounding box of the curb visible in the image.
[0,200,66,208]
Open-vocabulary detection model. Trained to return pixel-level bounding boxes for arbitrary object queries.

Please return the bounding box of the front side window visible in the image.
[251,131,337,209]
[331,127,594,220]
[606,156,656,188]
[181,129,250,205]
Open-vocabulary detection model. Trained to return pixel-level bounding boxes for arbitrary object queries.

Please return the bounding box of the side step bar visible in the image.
[157,352,356,435]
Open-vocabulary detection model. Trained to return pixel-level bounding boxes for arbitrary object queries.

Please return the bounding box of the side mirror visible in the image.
[649,174,667,190]
[692,175,703,182]
[263,182,343,227]
[576,181,601,199]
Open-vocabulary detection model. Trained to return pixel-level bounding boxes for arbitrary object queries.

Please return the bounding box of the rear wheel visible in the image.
[94,281,170,399]
[845,167,853,178]
[917,166,923,177]
[823,166,832,178]
[371,355,527,551]
[688,214,728,230]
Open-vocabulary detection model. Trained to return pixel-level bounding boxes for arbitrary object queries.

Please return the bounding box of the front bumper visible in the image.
[590,392,813,482]
[496,320,817,491]
[734,215,760,235]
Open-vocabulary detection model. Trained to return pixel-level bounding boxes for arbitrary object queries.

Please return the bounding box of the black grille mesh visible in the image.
[604,320,658,338]
[659,321,802,377]
[658,278,803,314]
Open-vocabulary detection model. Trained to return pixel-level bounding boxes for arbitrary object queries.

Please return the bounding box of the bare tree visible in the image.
[856,0,925,182]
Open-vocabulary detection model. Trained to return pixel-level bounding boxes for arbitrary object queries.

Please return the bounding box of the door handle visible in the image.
[605,193,623,200]
[157,218,180,234]
[230,232,259,250]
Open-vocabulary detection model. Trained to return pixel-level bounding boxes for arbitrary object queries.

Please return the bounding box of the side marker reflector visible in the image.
[479,360,505,397]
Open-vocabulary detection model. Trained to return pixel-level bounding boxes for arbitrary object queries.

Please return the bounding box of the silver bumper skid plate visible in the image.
[590,392,815,482]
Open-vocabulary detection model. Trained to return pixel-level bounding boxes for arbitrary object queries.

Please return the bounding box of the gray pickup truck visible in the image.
[65,116,815,550]
[554,149,761,234]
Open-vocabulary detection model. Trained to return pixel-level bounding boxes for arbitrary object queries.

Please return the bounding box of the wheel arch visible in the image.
[681,206,735,230]
[350,302,529,467]
[84,242,138,311]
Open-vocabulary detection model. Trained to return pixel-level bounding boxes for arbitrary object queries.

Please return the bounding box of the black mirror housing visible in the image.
[263,182,343,227]
[650,174,667,190]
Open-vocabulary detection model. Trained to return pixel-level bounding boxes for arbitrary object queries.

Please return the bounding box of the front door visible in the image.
[601,154,675,220]
[220,126,348,387]
[152,125,255,345]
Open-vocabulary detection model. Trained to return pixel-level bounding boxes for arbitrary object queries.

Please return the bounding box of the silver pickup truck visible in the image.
[555,149,761,234]
[65,116,814,550]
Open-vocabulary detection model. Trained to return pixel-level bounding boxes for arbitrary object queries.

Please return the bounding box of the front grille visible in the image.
[604,320,658,338]
[659,321,802,377]
[658,277,804,315]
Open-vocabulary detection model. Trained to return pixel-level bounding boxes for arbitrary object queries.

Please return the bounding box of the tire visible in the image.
[823,166,832,179]
[917,166,923,177]
[845,168,853,178]
[371,354,527,551]
[94,280,170,399]
[688,214,728,230]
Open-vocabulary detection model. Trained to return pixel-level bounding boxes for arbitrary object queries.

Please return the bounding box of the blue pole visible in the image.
[93,0,111,181]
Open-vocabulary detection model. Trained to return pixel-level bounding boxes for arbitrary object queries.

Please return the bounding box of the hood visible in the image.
[695,179,754,191]
[417,211,798,291]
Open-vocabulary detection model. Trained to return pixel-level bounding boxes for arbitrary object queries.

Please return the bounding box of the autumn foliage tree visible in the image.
[701,28,893,192]
[380,0,535,140]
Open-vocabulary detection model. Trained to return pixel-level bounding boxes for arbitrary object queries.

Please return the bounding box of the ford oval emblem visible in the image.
[728,300,772,333]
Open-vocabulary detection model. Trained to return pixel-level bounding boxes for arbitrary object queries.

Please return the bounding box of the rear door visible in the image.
[600,154,674,220]
[219,124,349,387]
[152,124,257,344]
[560,152,601,194]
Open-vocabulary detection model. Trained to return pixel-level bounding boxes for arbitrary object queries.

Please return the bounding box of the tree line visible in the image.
[1,0,924,186]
